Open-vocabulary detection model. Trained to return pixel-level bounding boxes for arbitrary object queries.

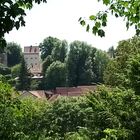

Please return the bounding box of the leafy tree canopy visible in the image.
[11,64,21,78]
[6,42,22,67]
[104,36,140,94]
[0,0,47,49]
[51,40,68,63]
[42,55,53,75]
[0,63,11,75]
[39,36,61,60]
[94,50,110,83]
[0,0,47,38]
[79,0,140,37]
[45,61,66,89]
[127,54,140,94]
[17,56,30,90]
[67,41,93,86]
[0,81,140,139]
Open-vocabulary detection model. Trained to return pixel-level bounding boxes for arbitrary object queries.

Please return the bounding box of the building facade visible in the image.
[23,46,41,76]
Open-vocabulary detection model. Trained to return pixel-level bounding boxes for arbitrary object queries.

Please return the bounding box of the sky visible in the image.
[5,0,135,50]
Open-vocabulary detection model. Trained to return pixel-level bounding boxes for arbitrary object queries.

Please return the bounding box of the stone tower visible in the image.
[23,46,41,76]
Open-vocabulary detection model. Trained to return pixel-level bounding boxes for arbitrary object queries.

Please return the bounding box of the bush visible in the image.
[11,64,21,78]
[30,79,42,90]
[0,63,11,75]
[86,85,140,139]
[0,82,140,139]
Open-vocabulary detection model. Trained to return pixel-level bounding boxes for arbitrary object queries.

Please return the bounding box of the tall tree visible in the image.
[11,64,21,78]
[90,47,97,82]
[51,40,68,62]
[67,41,93,86]
[45,61,66,89]
[79,56,94,85]
[39,36,61,60]
[127,54,140,94]
[42,55,53,75]
[6,42,22,67]
[17,56,30,90]
[94,50,110,83]
[103,36,140,89]
[103,60,121,86]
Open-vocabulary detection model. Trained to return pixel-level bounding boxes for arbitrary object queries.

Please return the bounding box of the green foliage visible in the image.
[104,60,120,86]
[0,0,47,50]
[6,42,22,67]
[127,54,140,94]
[87,85,140,139]
[0,82,21,139]
[8,78,16,86]
[0,64,17,86]
[79,0,140,37]
[11,64,21,78]
[40,96,95,139]
[102,128,132,140]
[0,63,11,75]
[104,36,140,93]
[0,83,49,139]
[0,82,140,139]
[51,40,68,63]
[67,41,94,86]
[30,79,42,90]
[65,129,90,140]
[94,50,110,83]
[40,38,108,87]
[39,37,61,60]
[45,61,67,89]
[17,56,30,90]
[42,55,53,75]
[18,98,49,139]
[0,74,6,82]
[41,38,68,86]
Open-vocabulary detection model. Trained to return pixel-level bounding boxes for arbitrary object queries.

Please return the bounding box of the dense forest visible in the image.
[1,0,140,139]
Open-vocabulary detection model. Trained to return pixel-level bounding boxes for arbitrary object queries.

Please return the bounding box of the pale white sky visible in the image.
[5,0,135,50]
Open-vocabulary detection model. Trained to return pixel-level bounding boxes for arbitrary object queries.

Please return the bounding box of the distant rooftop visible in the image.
[24,46,39,53]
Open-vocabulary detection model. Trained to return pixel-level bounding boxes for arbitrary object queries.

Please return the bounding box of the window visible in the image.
[31,63,33,68]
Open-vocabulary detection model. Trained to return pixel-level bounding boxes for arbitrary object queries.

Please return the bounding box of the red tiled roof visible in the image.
[48,85,97,101]
[55,87,82,94]
[68,91,83,96]
[19,86,97,101]
[56,87,68,94]
[55,86,96,95]
[78,85,97,92]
